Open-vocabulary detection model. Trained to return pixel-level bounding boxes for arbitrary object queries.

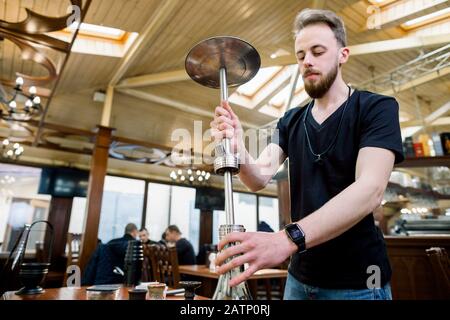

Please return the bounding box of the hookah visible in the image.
[185,36,261,299]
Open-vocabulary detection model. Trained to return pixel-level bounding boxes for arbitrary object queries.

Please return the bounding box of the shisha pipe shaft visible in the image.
[219,67,235,226]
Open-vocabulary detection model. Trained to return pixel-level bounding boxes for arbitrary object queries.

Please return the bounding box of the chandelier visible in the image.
[170,169,211,184]
[1,139,24,160]
[0,77,42,121]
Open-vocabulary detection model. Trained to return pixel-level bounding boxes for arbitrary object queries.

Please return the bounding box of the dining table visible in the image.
[1,285,208,300]
[178,265,288,299]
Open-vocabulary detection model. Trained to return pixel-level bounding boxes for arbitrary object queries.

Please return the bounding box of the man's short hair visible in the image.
[139,227,148,232]
[124,223,138,235]
[293,8,347,47]
[166,225,181,234]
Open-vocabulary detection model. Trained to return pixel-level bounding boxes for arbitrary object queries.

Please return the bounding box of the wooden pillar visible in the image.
[78,126,114,271]
[277,178,291,228]
[199,209,213,249]
[45,197,73,264]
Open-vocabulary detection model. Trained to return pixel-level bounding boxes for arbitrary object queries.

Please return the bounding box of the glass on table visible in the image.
[146,283,167,300]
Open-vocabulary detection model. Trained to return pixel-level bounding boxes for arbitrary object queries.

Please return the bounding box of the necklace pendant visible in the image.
[315,155,323,165]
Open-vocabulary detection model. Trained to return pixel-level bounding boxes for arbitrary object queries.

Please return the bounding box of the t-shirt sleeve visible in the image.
[271,112,289,155]
[359,96,404,164]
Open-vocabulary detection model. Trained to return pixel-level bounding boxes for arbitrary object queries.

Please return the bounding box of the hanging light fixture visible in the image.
[170,168,211,185]
[1,138,24,160]
[0,77,42,121]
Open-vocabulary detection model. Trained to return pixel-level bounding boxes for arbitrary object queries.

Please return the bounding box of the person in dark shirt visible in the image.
[164,225,196,265]
[211,9,403,300]
[139,227,158,245]
[82,223,139,285]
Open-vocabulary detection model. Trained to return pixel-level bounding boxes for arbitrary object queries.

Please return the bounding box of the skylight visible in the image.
[402,7,450,29]
[66,23,126,40]
[269,77,304,107]
[47,23,138,58]
[236,66,282,97]
[367,0,399,7]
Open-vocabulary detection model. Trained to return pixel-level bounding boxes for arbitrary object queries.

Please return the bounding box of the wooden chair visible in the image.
[142,244,155,282]
[147,244,180,288]
[66,233,82,266]
[257,260,288,300]
[425,247,450,300]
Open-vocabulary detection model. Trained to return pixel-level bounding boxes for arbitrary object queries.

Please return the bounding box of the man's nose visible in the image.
[303,52,314,68]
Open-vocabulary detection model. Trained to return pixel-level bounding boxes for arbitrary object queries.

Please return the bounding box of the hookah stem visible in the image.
[219,67,235,226]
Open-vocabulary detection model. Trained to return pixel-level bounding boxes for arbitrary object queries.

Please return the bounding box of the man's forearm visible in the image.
[297,178,385,249]
[238,146,271,192]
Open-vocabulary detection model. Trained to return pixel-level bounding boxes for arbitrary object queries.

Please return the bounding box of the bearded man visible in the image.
[210,9,403,300]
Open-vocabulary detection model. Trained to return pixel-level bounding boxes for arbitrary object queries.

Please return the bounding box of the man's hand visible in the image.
[214,231,297,287]
[210,101,243,154]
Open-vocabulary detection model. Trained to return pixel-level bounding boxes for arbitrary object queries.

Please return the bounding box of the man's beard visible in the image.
[303,62,338,99]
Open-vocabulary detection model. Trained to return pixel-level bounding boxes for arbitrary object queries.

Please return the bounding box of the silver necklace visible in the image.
[303,85,351,165]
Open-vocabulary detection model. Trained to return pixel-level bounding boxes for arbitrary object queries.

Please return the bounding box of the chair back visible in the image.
[141,244,154,282]
[147,244,180,288]
[66,233,82,266]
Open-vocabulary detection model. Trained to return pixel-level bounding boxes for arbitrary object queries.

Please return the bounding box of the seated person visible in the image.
[158,232,167,245]
[82,223,138,285]
[164,225,196,265]
[257,221,274,232]
[139,227,158,245]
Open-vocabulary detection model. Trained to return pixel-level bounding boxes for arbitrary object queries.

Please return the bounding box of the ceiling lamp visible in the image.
[1,139,24,160]
[170,169,211,185]
[0,77,42,121]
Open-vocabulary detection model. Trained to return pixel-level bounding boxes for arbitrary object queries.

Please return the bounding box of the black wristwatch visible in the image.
[284,223,306,253]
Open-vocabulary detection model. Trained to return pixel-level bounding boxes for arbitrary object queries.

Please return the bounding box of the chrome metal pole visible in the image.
[219,67,235,226]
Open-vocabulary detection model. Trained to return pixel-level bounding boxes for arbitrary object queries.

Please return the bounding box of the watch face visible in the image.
[291,228,302,238]
[287,224,303,240]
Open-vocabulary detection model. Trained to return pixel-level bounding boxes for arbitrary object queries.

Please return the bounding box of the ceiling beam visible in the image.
[425,101,450,123]
[401,101,450,127]
[116,33,450,89]
[116,69,188,89]
[380,65,450,96]
[363,0,449,31]
[116,88,258,129]
[100,85,114,127]
[350,33,450,56]
[108,0,179,86]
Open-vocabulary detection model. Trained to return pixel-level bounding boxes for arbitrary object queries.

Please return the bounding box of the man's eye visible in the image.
[313,51,324,56]
[298,56,305,60]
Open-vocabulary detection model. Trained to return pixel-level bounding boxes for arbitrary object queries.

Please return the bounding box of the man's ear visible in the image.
[339,47,350,64]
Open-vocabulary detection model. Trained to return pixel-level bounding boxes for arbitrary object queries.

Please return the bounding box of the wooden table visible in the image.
[179,265,287,299]
[1,285,208,300]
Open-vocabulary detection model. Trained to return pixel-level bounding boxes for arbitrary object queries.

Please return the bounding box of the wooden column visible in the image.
[45,197,73,264]
[277,177,291,228]
[78,126,114,271]
[199,209,213,249]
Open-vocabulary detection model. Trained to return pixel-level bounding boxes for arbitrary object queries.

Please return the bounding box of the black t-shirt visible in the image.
[274,89,404,289]
[176,238,196,265]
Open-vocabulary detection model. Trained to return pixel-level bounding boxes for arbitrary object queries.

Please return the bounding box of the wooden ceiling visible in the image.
[1,0,449,187]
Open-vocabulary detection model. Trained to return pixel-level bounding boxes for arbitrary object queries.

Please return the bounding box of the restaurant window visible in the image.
[212,192,257,244]
[169,186,200,254]
[258,196,280,231]
[0,164,51,253]
[145,183,171,243]
[234,193,257,232]
[97,176,145,243]
[68,197,87,234]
